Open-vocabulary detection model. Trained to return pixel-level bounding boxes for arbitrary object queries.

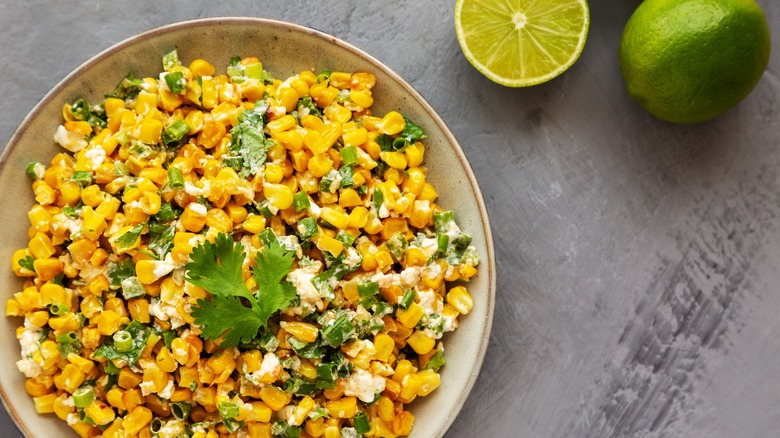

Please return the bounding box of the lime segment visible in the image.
[455,0,590,87]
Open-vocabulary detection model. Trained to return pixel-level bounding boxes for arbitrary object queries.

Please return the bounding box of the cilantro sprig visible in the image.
[186,231,297,347]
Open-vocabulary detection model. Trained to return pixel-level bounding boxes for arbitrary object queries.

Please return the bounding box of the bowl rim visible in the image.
[0,16,496,438]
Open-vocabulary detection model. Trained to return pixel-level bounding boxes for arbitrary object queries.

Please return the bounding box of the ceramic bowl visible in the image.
[0,17,495,438]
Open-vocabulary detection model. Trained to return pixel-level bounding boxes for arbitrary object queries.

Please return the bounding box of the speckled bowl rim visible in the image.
[0,16,496,438]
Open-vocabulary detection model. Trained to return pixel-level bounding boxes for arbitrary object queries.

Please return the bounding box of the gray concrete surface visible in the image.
[2,0,780,437]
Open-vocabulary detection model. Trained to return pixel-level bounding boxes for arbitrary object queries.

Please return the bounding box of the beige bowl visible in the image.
[0,17,495,438]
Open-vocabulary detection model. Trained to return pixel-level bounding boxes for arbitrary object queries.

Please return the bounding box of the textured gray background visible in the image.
[2,0,780,437]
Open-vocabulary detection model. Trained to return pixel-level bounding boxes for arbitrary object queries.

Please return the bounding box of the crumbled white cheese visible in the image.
[188,203,207,216]
[53,125,88,152]
[16,323,43,378]
[287,268,323,312]
[84,146,106,169]
[344,368,386,403]
[139,380,156,397]
[158,378,175,399]
[184,179,211,197]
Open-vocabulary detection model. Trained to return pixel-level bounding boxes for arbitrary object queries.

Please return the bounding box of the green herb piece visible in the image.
[162,49,181,71]
[112,330,133,352]
[49,303,68,316]
[400,116,426,143]
[296,217,318,241]
[340,146,359,166]
[148,221,176,259]
[114,223,144,249]
[106,258,135,288]
[164,71,186,94]
[171,402,192,420]
[72,386,94,409]
[167,167,185,190]
[398,289,416,310]
[271,422,301,438]
[226,105,271,177]
[293,191,311,213]
[282,376,318,395]
[385,232,408,262]
[218,401,239,419]
[353,412,370,434]
[56,331,81,356]
[162,120,190,147]
[422,349,446,371]
[107,72,144,100]
[18,256,35,272]
[93,321,151,367]
[321,316,355,348]
[71,171,93,187]
[187,231,297,347]
[26,162,45,180]
[155,202,181,222]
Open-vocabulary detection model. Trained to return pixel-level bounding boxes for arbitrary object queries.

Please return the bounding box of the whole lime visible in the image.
[619,0,771,124]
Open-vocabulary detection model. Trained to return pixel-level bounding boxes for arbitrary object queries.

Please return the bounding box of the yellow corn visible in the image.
[279,321,319,343]
[406,330,435,355]
[259,385,292,411]
[324,396,358,418]
[33,393,57,414]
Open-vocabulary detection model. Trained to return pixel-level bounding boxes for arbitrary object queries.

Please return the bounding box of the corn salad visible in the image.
[6,50,480,438]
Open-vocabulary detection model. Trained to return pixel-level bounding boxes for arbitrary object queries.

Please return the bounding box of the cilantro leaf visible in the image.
[19,255,35,272]
[186,231,297,348]
[114,223,145,249]
[227,105,272,177]
[184,233,252,301]
[191,295,265,347]
[400,116,426,142]
[252,229,298,324]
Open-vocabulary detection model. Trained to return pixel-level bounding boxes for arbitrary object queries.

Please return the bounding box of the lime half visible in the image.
[455,0,590,87]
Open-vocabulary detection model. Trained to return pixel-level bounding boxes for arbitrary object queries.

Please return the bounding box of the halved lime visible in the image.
[455,0,590,87]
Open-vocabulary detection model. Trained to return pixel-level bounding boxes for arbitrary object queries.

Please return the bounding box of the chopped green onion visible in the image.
[113,330,133,352]
[283,377,318,395]
[149,417,164,434]
[49,303,68,316]
[121,276,146,300]
[422,349,446,371]
[164,71,186,94]
[340,145,359,166]
[385,232,408,261]
[353,412,370,434]
[321,316,354,347]
[77,410,95,425]
[357,281,379,298]
[171,402,192,420]
[56,331,81,356]
[161,330,177,349]
[162,120,190,146]
[62,205,80,219]
[293,191,311,212]
[392,137,410,151]
[70,98,91,121]
[398,289,416,310]
[335,230,356,247]
[71,171,93,187]
[162,49,181,71]
[245,62,264,80]
[316,69,331,83]
[296,217,318,241]
[72,386,94,408]
[26,162,45,180]
[218,401,239,419]
[167,167,185,190]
